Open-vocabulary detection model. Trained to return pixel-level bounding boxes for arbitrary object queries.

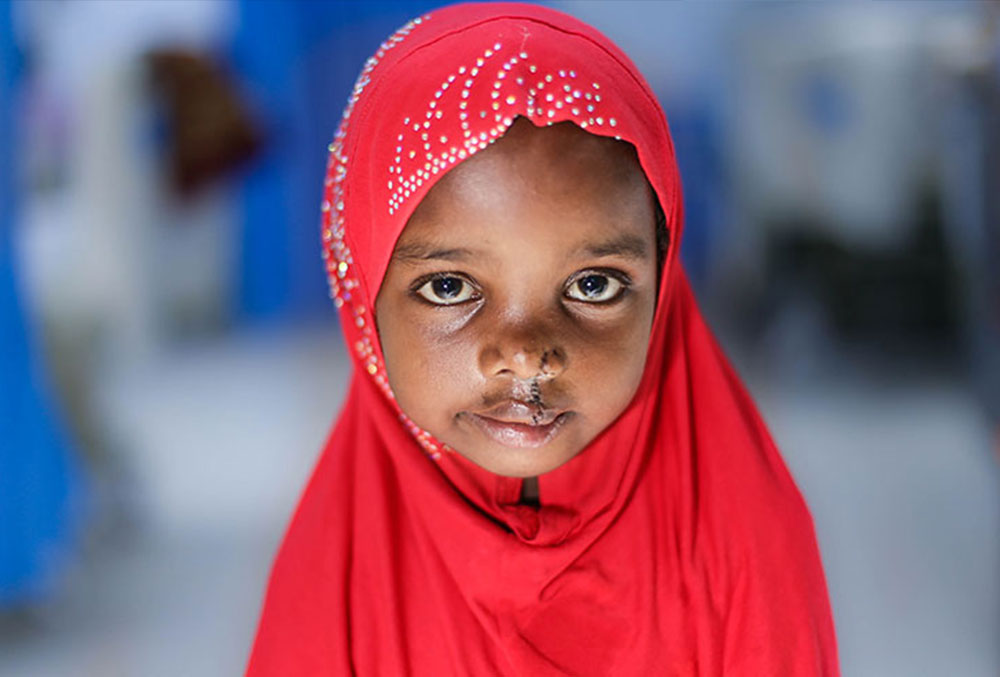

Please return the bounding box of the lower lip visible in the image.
[465,412,572,449]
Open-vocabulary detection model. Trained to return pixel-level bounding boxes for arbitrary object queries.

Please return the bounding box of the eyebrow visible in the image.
[392,232,651,263]
[579,233,651,261]
[392,241,484,263]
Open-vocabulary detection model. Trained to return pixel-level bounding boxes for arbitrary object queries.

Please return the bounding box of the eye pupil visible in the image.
[578,275,608,297]
[432,277,462,298]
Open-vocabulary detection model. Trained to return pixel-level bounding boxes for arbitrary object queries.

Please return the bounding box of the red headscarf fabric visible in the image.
[246,4,839,675]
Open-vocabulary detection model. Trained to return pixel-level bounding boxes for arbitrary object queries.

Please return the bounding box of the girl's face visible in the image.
[376,119,659,478]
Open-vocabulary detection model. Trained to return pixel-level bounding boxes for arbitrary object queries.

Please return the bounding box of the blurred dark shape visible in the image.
[760,186,959,358]
[936,7,1000,439]
[146,49,260,196]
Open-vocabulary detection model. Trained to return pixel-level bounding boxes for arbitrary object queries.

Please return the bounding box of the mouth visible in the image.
[463,400,573,449]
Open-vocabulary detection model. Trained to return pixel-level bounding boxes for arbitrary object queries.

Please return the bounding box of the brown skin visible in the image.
[375,118,658,495]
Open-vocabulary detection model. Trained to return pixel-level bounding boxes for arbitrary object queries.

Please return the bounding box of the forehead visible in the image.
[398,118,654,248]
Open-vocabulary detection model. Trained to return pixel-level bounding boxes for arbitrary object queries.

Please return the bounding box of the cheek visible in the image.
[564,285,656,419]
[571,314,651,409]
[378,305,482,423]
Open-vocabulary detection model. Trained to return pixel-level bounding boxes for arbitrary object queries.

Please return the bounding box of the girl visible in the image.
[247,3,839,675]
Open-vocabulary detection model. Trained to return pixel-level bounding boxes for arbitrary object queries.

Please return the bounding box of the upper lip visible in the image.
[474,400,564,426]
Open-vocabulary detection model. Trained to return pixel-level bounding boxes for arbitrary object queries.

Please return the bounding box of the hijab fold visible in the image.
[247,4,839,674]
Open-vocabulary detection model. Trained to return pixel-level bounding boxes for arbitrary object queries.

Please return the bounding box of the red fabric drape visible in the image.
[246,3,839,675]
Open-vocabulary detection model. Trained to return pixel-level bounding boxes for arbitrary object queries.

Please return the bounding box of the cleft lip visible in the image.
[475,400,563,427]
[462,407,574,449]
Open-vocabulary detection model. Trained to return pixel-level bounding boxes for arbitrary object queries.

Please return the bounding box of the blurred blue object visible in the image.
[0,0,84,607]
[800,69,854,137]
[232,0,438,322]
[667,102,722,290]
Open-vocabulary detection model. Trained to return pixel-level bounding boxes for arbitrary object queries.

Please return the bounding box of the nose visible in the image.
[478,322,567,381]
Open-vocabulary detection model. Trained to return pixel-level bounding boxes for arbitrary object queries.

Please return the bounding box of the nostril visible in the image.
[537,348,566,379]
[538,352,551,378]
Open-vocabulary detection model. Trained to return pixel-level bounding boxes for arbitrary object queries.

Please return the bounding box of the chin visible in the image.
[459,441,581,478]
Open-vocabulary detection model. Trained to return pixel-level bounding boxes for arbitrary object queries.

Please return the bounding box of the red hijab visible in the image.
[246,4,839,675]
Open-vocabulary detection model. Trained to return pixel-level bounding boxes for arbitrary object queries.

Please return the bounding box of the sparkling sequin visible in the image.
[320,13,445,457]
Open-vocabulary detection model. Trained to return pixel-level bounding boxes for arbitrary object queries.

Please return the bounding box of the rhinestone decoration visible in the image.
[322,14,444,459]
[386,45,612,215]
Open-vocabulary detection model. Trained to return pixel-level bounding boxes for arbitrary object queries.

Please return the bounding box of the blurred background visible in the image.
[1,1,997,675]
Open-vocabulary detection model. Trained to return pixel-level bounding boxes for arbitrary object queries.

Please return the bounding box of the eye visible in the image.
[565,271,626,303]
[414,274,479,305]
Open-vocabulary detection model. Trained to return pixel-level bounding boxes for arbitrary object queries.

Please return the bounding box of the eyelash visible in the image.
[410,272,481,306]
[564,268,632,305]
[409,269,632,307]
